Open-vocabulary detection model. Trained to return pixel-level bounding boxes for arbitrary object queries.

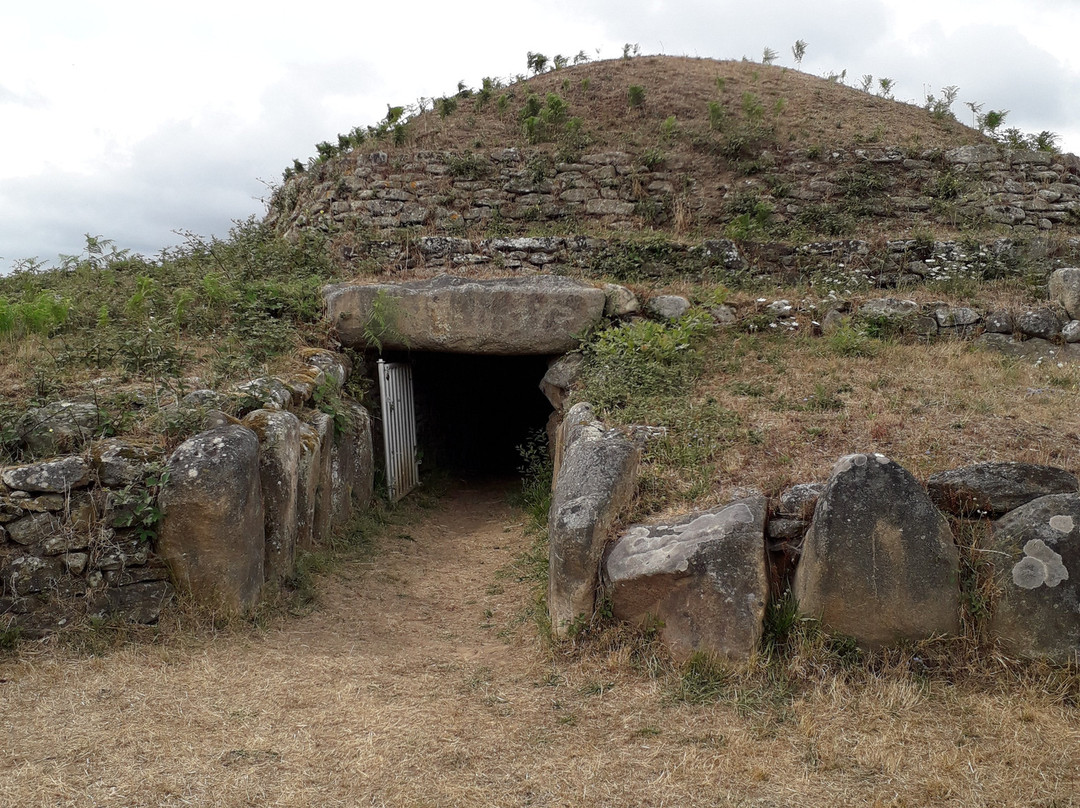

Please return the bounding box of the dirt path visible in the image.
[2,481,1079,807]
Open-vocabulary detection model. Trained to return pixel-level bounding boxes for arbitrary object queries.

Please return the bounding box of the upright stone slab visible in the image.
[306,412,335,543]
[548,403,639,637]
[242,410,302,584]
[330,403,374,530]
[324,274,606,354]
[295,420,323,551]
[157,426,265,613]
[793,453,960,648]
[605,496,769,661]
[988,494,1080,662]
[1049,268,1080,320]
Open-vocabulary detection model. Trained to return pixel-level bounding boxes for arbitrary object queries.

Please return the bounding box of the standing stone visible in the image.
[243,409,302,584]
[988,494,1080,662]
[1049,268,1080,320]
[306,412,335,543]
[330,403,374,530]
[295,420,322,551]
[157,426,265,613]
[793,453,960,647]
[605,496,769,661]
[927,462,1078,516]
[548,403,639,637]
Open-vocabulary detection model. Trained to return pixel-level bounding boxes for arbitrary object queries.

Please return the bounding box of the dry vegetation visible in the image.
[3,484,1077,807]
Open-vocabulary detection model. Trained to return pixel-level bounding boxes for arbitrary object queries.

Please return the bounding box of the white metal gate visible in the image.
[377,359,420,503]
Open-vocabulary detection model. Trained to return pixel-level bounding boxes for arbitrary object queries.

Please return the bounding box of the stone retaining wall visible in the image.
[267,145,1080,245]
[0,350,375,637]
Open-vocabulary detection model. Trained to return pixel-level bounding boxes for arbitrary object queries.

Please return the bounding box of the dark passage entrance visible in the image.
[379,351,554,478]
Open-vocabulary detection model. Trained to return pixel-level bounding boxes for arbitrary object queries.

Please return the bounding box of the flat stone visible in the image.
[793,453,960,648]
[927,462,1078,516]
[605,497,768,662]
[988,494,1080,661]
[976,333,1080,363]
[2,457,92,494]
[91,439,163,488]
[325,274,606,355]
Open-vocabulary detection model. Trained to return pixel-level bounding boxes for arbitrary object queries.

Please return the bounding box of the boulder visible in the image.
[539,354,583,411]
[605,496,769,661]
[157,426,265,613]
[548,403,639,636]
[16,402,104,456]
[793,453,960,647]
[975,333,1080,363]
[2,457,92,493]
[1015,308,1061,341]
[645,295,691,321]
[983,310,1014,334]
[243,409,302,584]
[927,462,1078,516]
[91,439,163,487]
[858,298,918,323]
[325,274,606,354]
[301,348,352,388]
[1063,320,1080,344]
[233,377,293,412]
[777,483,825,519]
[603,283,640,317]
[1049,268,1080,320]
[988,494,1080,661]
[88,580,172,624]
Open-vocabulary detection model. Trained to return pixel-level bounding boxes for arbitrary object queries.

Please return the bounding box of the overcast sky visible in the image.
[2,0,1078,273]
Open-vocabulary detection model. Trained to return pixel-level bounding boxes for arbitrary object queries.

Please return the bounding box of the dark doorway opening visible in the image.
[377,351,554,478]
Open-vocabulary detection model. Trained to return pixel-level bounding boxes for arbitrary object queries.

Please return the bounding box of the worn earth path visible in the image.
[3,480,1080,807]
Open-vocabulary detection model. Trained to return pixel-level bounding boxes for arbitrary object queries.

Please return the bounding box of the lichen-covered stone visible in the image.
[325,274,606,355]
[605,497,768,661]
[1049,268,1080,320]
[243,409,302,584]
[927,462,1078,516]
[233,377,293,412]
[988,494,1080,662]
[157,426,265,613]
[548,403,639,636]
[539,354,583,411]
[306,412,335,545]
[793,453,960,648]
[603,284,639,317]
[645,295,691,321]
[16,402,104,456]
[91,438,163,487]
[330,403,374,530]
[1015,308,1062,340]
[2,457,92,494]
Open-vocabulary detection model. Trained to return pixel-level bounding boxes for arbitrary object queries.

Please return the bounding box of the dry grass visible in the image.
[3,481,1078,807]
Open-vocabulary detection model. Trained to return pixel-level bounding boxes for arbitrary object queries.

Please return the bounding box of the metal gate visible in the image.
[377,359,419,503]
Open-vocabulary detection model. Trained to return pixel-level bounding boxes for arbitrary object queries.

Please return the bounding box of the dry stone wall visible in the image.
[268,145,1080,248]
[0,350,375,636]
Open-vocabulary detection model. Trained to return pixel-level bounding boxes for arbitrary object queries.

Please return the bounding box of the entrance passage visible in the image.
[380,352,554,478]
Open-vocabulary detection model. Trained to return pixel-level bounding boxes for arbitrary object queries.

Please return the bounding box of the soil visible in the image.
[2,480,1079,807]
